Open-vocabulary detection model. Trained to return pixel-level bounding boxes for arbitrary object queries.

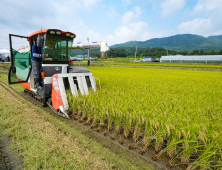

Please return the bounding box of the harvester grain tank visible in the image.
[8,29,98,118]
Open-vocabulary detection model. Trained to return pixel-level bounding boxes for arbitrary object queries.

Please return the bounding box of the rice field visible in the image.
[107,62,222,69]
[67,67,222,169]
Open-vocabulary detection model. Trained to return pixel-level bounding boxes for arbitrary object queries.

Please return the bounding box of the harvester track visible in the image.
[0,80,184,170]
[0,80,69,118]
[0,80,55,116]
[21,89,69,118]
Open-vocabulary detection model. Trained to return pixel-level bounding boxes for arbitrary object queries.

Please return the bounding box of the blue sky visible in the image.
[1,0,222,49]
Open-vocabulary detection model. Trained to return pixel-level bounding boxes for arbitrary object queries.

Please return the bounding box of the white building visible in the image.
[160,55,222,63]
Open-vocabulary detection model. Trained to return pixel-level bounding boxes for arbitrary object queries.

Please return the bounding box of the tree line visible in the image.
[105,47,222,58]
[73,47,222,58]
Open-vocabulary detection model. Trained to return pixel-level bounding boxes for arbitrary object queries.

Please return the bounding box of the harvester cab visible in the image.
[8,29,97,118]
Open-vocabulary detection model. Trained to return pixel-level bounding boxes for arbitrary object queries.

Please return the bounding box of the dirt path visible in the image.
[0,136,22,170]
[0,139,9,170]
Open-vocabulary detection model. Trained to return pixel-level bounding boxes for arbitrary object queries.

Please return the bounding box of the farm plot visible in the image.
[67,67,222,169]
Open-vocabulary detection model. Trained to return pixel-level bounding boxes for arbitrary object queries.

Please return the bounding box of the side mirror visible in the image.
[37,34,44,48]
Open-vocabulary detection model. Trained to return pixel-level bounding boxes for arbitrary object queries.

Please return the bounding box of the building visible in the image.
[160,55,222,63]
[140,57,156,62]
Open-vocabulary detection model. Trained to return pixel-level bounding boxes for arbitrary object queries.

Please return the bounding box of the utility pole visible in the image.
[87,38,90,66]
[87,38,89,59]
[135,45,137,61]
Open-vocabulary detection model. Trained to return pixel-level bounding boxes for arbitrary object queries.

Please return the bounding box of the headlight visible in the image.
[53,77,59,91]
[66,33,70,36]
[50,31,55,34]
[56,31,61,35]
[70,35,75,38]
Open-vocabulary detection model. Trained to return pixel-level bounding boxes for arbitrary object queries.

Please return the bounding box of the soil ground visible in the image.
[0,135,22,170]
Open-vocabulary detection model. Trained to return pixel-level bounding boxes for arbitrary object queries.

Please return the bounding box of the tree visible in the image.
[218,49,222,55]
[92,53,101,58]
[210,50,215,55]
[190,50,199,55]
[178,51,188,55]
[199,49,204,55]
[107,48,127,58]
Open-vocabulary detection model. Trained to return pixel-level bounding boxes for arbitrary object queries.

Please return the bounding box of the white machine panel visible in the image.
[89,75,96,91]
[58,77,69,111]
[81,76,89,95]
[56,72,97,112]
[68,77,78,97]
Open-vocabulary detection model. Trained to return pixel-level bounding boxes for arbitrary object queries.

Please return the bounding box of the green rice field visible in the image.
[68,67,222,169]
[107,62,222,69]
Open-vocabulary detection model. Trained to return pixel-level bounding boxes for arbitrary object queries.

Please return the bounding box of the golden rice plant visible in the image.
[66,67,222,169]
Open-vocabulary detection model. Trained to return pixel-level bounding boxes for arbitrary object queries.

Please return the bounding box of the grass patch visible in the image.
[0,86,110,169]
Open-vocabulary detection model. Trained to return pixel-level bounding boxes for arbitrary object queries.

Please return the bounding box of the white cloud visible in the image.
[106,34,115,44]
[161,0,186,17]
[146,0,165,4]
[121,6,141,24]
[122,0,132,5]
[80,0,101,8]
[87,30,101,42]
[142,31,170,40]
[3,0,222,50]
[105,21,171,45]
[193,3,204,13]
[118,6,144,43]
[210,30,222,36]
[0,0,103,48]
[178,18,213,36]
[133,6,142,17]
[188,0,222,37]
[145,0,186,16]
[121,11,134,24]
[194,0,222,13]
[106,6,119,19]
[115,21,148,42]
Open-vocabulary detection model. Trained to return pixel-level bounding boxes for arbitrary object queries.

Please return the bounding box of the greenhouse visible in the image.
[160,55,222,63]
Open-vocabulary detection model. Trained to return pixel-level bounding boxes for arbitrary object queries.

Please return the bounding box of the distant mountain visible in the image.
[207,35,222,42]
[110,34,222,52]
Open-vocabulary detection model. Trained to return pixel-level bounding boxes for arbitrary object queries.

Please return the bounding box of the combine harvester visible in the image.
[8,29,98,118]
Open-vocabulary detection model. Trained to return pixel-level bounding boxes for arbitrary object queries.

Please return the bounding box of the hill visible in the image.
[111,34,222,52]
